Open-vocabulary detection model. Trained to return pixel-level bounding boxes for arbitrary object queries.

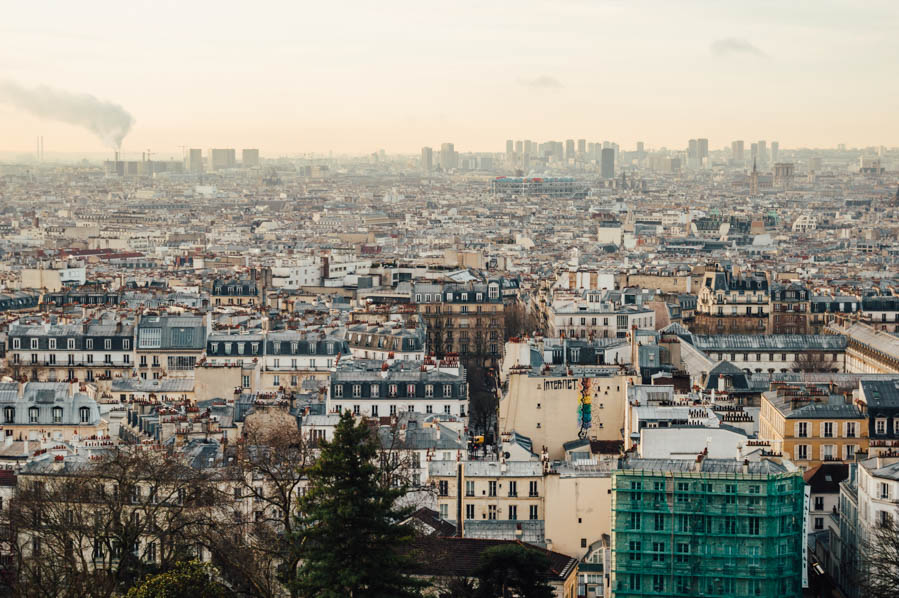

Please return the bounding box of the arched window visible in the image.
[52,407,63,424]
[3,407,14,424]
[79,407,91,424]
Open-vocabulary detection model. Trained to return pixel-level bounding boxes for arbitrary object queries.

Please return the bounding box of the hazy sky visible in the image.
[2,0,898,156]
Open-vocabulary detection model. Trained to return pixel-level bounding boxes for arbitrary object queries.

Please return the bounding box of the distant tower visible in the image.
[750,159,759,195]
[421,147,433,172]
[601,148,615,179]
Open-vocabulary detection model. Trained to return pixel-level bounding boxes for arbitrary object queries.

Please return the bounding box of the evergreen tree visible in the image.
[474,544,555,598]
[291,411,424,598]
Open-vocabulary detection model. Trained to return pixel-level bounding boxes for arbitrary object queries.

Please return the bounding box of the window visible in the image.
[654,513,665,531]
[28,407,39,423]
[529,481,538,497]
[508,505,517,520]
[3,407,13,424]
[876,419,886,435]
[371,405,378,417]
[425,385,433,398]
[49,338,56,350]
[488,481,497,497]
[371,385,379,398]
[389,385,397,397]
[80,407,91,423]
[814,496,824,510]
[352,385,361,398]
[508,481,518,497]
[797,445,808,460]
[652,575,664,592]
[273,375,280,386]
[676,542,690,563]
[529,505,538,520]
[407,384,415,396]
[814,517,824,530]
[353,405,360,415]
[439,504,448,519]
[629,512,641,530]
[465,481,475,497]
[823,422,834,438]
[443,384,452,397]
[334,385,343,398]
[466,504,475,519]
[52,407,62,423]
[30,338,38,350]
[12,338,19,349]
[797,422,808,438]
[242,375,250,388]
[488,505,497,520]
[438,481,448,496]
[86,339,93,350]
[104,339,111,350]
[389,404,396,416]
[748,517,760,535]
[123,339,130,350]
[880,483,890,500]
[846,422,857,438]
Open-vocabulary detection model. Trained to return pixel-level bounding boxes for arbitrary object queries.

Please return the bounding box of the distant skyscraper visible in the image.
[697,138,709,167]
[241,149,259,168]
[771,141,779,163]
[758,140,768,166]
[208,148,236,171]
[636,141,644,154]
[439,142,456,170]
[515,140,523,155]
[601,148,615,179]
[421,146,433,172]
[186,148,203,173]
[505,139,514,156]
[731,140,744,162]
[565,139,575,160]
[751,143,759,164]
[577,139,586,155]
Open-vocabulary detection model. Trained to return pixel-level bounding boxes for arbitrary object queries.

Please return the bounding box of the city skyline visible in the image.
[2,0,898,155]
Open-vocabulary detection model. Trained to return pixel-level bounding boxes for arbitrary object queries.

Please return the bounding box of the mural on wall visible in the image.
[577,378,592,438]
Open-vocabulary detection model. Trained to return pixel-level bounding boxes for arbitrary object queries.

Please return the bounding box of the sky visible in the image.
[1,0,898,157]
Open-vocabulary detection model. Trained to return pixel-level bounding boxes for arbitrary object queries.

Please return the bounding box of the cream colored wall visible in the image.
[544,473,612,559]
[500,373,628,459]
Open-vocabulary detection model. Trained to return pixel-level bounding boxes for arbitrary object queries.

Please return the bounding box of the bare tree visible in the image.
[858,518,899,598]
[202,418,312,598]
[9,449,215,598]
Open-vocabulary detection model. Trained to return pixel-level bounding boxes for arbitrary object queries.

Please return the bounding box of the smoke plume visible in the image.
[0,80,135,149]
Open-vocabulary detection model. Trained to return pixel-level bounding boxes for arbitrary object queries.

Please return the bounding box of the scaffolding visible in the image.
[610,466,805,597]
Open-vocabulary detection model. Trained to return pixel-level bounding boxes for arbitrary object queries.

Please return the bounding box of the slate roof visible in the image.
[409,537,578,582]
[803,463,849,493]
[618,457,790,475]
[692,335,847,352]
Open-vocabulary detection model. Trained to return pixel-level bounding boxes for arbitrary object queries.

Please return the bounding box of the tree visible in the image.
[9,449,215,598]
[125,560,228,598]
[291,411,425,598]
[858,518,899,598]
[474,544,554,598]
[465,361,497,439]
[202,418,312,598]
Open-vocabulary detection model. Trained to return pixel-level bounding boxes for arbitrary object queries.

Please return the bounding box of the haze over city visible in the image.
[2,3,899,598]
[2,0,899,157]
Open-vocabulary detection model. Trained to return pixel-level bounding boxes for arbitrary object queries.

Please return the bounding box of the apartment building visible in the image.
[858,378,899,454]
[430,460,544,530]
[547,293,655,340]
[610,457,805,598]
[329,358,468,419]
[694,264,770,334]
[8,318,135,383]
[345,318,426,362]
[759,386,867,468]
[135,314,206,379]
[414,280,509,366]
[769,282,810,334]
[0,381,106,441]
